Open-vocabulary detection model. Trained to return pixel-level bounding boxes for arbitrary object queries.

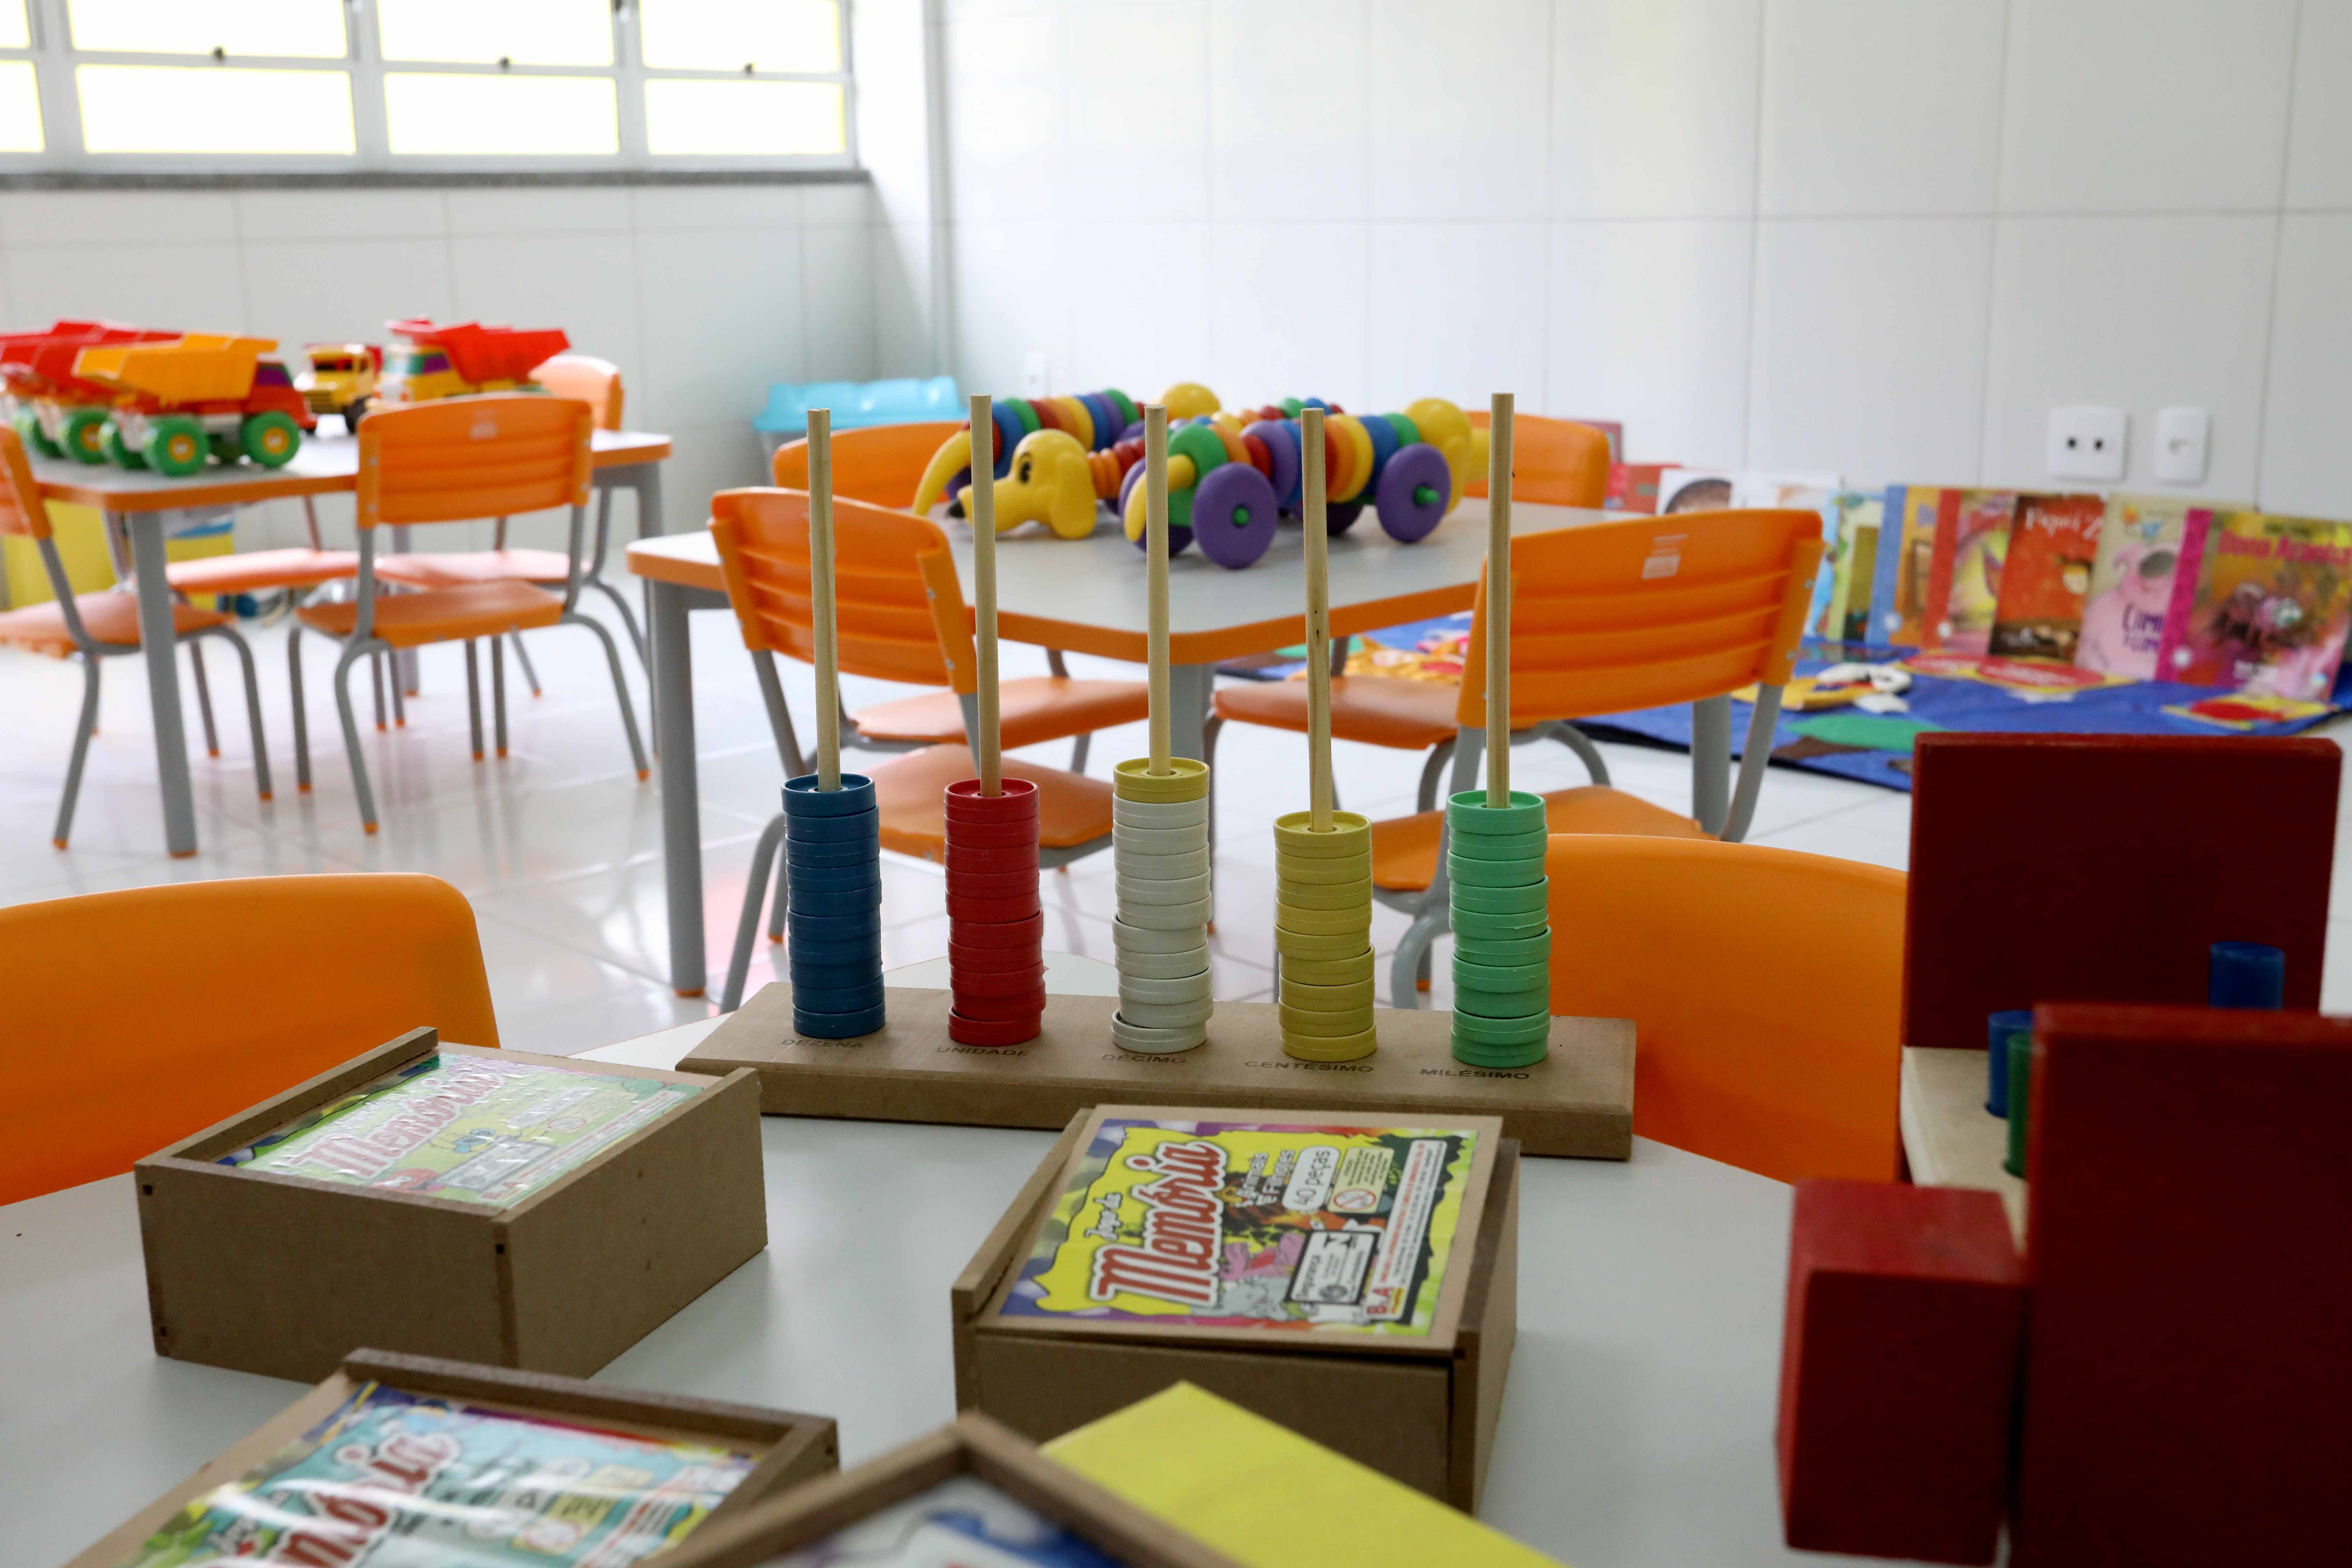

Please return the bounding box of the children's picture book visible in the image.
[1604,462,1668,514]
[1921,490,2017,653]
[122,1381,756,1567]
[761,1475,1130,1568]
[1656,468,1734,514]
[2076,494,2197,678]
[1868,485,1942,648]
[2157,509,2352,697]
[999,1116,1480,1338]
[2163,692,2336,730]
[217,1052,701,1207]
[1812,491,1883,645]
[1988,492,2105,661]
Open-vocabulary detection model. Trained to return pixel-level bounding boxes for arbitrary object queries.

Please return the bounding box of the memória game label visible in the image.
[1001,1117,1478,1336]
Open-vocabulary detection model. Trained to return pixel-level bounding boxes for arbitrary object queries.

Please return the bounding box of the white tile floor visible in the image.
[8,593,2352,1051]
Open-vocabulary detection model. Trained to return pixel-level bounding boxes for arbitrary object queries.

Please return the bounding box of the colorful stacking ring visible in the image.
[1112,916,1202,954]
[955,962,1048,997]
[1282,975,1374,1010]
[946,892,1042,924]
[1111,1015,1203,1054]
[945,775,1045,1048]
[796,1000,886,1039]
[1121,898,1212,930]
[786,862,881,894]
[1452,882,1548,917]
[1114,846,1211,878]
[945,844,1041,872]
[1281,952,1376,986]
[1115,873,1212,905]
[1273,902,1371,936]
[1447,789,1547,834]
[1112,757,1210,803]
[1110,822,1204,855]
[1119,945,1213,981]
[1274,811,1370,855]
[783,774,886,1037]
[1449,828,1550,863]
[792,934,881,965]
[1274,925,1370,960]
[1278,878,1373,910]
[1282,1026,1377,1062]
[951,1011,1039,1047]
[945,777,1038,817]
[1277,854,1371,886]
[943,819,1041,849]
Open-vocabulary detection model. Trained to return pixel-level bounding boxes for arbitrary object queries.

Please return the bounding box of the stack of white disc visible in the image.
[1110,757,1212,1053]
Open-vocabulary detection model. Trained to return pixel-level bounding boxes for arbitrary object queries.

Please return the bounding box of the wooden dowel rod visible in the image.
[810,407,840,791]
[1145,404,1171,775]
[1302,406,1333,832]
[970,393,1001,794]
[1486,393,1513,808]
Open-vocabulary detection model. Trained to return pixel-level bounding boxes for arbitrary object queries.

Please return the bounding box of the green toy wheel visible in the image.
[1167,423,1227,483]
[16,410,61,458]
[103,421,148,469]
[62,406,112,465]
[241,410,302,468]
[146,416,209,477]
[1102,388,1138,428]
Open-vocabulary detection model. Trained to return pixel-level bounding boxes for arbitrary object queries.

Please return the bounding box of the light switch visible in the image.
[2047,406,2127,482]
[2153,407,2210,484]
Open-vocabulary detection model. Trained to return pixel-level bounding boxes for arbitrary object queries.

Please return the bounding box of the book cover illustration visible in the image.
[2077,494,2195,678]
[1868,485,1942,648]
[2157,510,2352,697]
[1812,491,1883,645]
[1000,1117,1478,1338]
[122,1381,755,1568]
[1922,490,2016,653]
[764,1475,1128,1568]
[1900,651,2132,694]
[1988,493,2105,661]
[2163,692,2335,731]
[218,1053,700,1207]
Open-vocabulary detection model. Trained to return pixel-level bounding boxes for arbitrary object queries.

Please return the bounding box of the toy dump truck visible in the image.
[72,334,316,476]
[297,342,383,429]
[379,318,570,405]
[0,320,178,463]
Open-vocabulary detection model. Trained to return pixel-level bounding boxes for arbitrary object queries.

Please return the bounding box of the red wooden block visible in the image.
[2011,1003,2352,1568]
[1904,734,2336,1051]
[1778,1179,2023,1565]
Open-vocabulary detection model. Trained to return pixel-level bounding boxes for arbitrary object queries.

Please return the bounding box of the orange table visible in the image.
[626,497,1606,996]
[34,428,671,856]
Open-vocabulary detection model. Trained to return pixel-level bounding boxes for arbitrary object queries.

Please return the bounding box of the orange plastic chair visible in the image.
[0,874,498,1205]
[373,355,646,680]
[771,420,968,510]
[1369,508,1824,1004]
[0,426,272,845]
[1544,835,1906,1183]
[289,394,646,830]
[709,486,1121,1009]
[1463,411,1612,506]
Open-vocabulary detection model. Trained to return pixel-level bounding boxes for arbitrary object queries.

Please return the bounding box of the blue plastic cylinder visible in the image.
[1986,1009,2032,1116]
[2210,941,2285,1009]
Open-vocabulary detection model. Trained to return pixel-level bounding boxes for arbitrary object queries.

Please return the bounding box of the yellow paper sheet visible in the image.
[1043,1382,1566,1567]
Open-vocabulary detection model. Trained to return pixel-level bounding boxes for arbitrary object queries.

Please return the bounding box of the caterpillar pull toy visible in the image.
[910,384,1149,540]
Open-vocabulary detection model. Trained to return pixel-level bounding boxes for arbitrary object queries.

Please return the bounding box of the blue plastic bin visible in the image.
[755,375,961,456]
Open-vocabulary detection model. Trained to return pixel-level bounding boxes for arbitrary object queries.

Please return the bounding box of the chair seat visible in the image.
[0,593,230,657]
[1214,674,1459,750]
[374,548,573,588]
[869,743,1115,856]
[165,548,358,595]
[854,677,1150,749]
[1369,785,1711,892]
[297,581,563,649]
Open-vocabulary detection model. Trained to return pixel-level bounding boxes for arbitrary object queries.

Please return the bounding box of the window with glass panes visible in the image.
[0,1,849,169]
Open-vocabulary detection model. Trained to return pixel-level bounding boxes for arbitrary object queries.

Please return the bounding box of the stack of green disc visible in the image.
[1446,789,1550,1068]
[1274,810,1376,1061]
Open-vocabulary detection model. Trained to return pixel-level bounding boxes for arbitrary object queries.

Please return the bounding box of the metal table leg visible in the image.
[651,577,705,996]
[1167,662,1214,762]
[126,511,198,857]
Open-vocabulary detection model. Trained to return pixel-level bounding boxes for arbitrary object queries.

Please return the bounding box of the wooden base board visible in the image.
[1899,1046,2025,1242]
[680,983,1634,1160]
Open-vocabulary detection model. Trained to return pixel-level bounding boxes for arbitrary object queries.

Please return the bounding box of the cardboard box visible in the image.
[952,1105,1518,1511]
[660,1412,1236,1568]
[136,1027,767,1382]
[63,1348,839,1568]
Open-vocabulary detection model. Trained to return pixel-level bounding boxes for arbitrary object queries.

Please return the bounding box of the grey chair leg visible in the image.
[52,657,100,847]
[1691,693,1731,836]
[1416,736,1457,814]
[331,644,380,832]
[511,632,543,698]
[370,650,386,730]
[766,831,791,942]
[213,628,272,802]
[1202,715,1224,850]
[750,649,807,777]
[1390,901,1448,1010]
[188,639,220,758]
[588,575,649,671]
[492,635,509,757]
[569,612,649,778]
[388,654,406,727]
[1068,730,1091,776]
[722,815,791,1011]
[464,639,484,761]
[1555,721,1611,786]
[289,626,312,792]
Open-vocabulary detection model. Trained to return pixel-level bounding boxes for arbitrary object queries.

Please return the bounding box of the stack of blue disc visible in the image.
[783,773,884,1037]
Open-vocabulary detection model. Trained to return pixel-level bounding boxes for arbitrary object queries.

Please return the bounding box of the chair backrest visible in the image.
[1457,507,1823,726]
[356,393,593,529]
[0,424,53,539]
[1464,412,1611,507]
[0,874,499,1205]
[1545,834,1907,1183]
[710,486,978,692]
[536,354,624,430]
[771,420,968,511]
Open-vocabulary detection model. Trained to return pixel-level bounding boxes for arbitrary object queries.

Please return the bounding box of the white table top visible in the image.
[0,965,1844,1568]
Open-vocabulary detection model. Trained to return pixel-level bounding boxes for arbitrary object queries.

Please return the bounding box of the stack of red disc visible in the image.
[944,777,1045,1045]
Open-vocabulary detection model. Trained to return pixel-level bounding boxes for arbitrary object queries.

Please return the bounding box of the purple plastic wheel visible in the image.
[1191,460,1280,568]
[1375,442,1451,543]
[1243,419,1300,512]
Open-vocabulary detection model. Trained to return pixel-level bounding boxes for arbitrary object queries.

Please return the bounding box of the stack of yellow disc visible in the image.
[1274,810,1376,1061]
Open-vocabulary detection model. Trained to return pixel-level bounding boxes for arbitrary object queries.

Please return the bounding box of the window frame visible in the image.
[0,0,856,175]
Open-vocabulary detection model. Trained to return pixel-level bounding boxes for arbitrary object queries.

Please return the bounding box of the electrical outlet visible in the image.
[2153,406,2210,484]
[1022,350,1050,397]
[2047,406,2127,482]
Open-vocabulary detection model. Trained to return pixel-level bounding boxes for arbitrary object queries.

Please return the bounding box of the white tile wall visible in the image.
[941,0,2352,516]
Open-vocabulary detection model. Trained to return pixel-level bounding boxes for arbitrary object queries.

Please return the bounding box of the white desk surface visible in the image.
[0,962,1867,1568]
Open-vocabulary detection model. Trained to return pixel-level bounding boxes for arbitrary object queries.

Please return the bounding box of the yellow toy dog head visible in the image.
[911,427,1099,540]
